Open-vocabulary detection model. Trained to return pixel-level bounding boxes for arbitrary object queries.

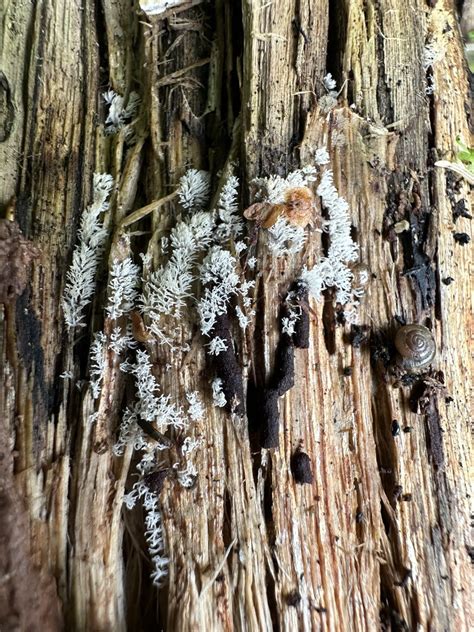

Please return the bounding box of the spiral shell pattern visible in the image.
[394,324,436,371]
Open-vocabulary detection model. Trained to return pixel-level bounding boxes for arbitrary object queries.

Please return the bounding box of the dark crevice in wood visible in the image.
[94,0,111,94]
[15,289,48,424]
[374,13,394,127]
[0,72,14,143]
[385,172,436,315]
[222,488,233,549]
[322,289,336,355]
[16,1,47,234]
[325,0,348,88]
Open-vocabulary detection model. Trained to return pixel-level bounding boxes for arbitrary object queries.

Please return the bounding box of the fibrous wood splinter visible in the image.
[244,186,315,228]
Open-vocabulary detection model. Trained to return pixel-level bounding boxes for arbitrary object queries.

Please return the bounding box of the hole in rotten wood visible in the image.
[326,0,348,93]
[222,489,232,550]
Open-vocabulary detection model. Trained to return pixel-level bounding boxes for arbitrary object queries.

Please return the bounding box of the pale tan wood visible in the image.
[0,1,472,631]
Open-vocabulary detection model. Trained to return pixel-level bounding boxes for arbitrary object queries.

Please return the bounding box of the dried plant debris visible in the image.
[0,220,38,303]
[385,174,436,311]
[409,372,446,468]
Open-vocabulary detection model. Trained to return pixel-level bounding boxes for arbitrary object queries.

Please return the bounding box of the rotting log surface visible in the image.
[0,1,472,631]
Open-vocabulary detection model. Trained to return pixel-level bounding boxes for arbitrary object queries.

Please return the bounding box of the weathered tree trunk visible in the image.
[1,1,472,630]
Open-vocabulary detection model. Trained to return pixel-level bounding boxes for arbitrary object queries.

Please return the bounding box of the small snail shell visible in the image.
[394,324,436,371]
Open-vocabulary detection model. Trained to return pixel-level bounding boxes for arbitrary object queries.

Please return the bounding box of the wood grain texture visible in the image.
[0,0,472,631]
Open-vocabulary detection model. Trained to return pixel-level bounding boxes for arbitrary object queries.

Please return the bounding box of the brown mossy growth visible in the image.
[260,389,280,448]
[212,313,245,416]
[0,220,39,303]
[290,450,313,484]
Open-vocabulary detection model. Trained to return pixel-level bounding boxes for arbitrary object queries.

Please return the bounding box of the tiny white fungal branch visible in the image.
[62,173,114,328]
[178,169,211,211]
[89,331,107,400]
[300,151,360,312]
[123,481,169,587]
[197,246,254,337]
[211,378,227,408]
[207,336,228,356]
[253,166,317,205]
[109,324,137,355]
[268,217,307,256]
[319,73,339,112]
[215,175,244,242]
[106,258,140,320]
[103,90,141,134]
[186,391,205,421]
[116,352,205,587]
[322,73,337,91]
[141,211,215,346]
[281,293,301,336]
[129,349,187,432]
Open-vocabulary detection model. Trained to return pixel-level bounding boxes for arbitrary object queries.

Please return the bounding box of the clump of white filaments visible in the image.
[89,331,106,400]
[299,148,361,322]
[215,175,245,242]
[177,169,211,211]
[103,90,141,135]
[139,169,216,348]
[140,211,215,347]
[123,481,169,587]
[116,350,205,586]
[319,73,339,113]
[106,257,140,320]
[62,173,114,328]
[197,245,254,341]
[211,378,226,408]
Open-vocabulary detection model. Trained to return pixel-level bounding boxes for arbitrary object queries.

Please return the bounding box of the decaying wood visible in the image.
[0,1,472,631]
